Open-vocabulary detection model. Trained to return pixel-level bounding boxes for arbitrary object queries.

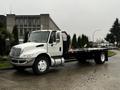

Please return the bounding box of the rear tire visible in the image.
[94,53,106,64]
[32,56,49,75]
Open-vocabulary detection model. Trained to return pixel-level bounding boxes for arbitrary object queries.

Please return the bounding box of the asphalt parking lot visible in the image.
[0,50,120,90]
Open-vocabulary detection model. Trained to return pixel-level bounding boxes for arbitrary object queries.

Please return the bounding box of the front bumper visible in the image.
[10,57,35,67]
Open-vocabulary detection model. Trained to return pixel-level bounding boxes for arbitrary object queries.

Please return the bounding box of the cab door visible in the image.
[48,31,63,57]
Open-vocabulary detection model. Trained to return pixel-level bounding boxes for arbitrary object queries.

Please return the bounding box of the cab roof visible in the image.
[32,30,60,33]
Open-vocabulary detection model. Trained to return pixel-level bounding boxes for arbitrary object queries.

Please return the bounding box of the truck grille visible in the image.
[10,47,21,57]
[12,60,26,64]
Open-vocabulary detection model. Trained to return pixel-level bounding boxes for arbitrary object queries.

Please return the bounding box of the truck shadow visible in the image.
[12,60,109,77]
[13,68,60,77]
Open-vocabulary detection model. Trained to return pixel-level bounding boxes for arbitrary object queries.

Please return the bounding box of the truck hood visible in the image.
[14,42,46,52]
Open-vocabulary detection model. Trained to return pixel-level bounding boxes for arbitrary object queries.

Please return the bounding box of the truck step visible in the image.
[65,59,77,63]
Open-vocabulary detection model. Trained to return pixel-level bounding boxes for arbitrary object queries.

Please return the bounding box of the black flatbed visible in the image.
[65,48,108,62]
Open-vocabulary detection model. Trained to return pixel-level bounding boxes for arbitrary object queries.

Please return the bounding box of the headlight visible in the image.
[10,47,22,57]
[22,54,34,59]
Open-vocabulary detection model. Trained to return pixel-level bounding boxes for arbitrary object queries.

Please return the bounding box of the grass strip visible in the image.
[108,50,116,57]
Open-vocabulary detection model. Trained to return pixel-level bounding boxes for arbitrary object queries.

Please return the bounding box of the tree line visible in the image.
[70,34,89,49]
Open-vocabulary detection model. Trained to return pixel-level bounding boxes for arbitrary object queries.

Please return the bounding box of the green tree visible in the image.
[67,34,71,49]
[77,36,82,48]
[11,25,19,46]
[23,31,29,43]
[105,33,115,43]
[0,24,9,55]
[81,34,89,47]
[105,18,120,46]
[71,34,77,49]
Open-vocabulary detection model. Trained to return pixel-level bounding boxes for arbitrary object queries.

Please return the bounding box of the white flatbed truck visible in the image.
[9,30,108,74]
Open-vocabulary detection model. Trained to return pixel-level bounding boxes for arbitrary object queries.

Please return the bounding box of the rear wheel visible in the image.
[94,53,106,64]
[32,56,49,75]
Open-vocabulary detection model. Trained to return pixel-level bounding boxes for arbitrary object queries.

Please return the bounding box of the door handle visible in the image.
[59,47,61,51]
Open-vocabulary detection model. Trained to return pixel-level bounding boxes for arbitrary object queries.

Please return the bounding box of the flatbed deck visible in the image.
[65,48,108,62]
[68,48,108,52]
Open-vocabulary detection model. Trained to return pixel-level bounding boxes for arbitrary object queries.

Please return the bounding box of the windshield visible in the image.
[29,31,50,43]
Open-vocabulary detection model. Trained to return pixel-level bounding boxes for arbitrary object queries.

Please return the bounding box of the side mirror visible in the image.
[49,37,54,44]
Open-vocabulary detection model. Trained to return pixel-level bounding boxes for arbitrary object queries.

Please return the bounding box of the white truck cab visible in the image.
[9,30,65,74]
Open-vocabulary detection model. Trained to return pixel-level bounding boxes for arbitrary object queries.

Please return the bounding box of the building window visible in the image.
[24,25,27,27]
[37,28,40,30]
[33,25,36,27]
[20,25,23,27]
[20,29,23,36]
[37,25,40,27]
[24,28,27,33]
[28,28,31,32]
[33,29,35,31]
[24,19,27,25]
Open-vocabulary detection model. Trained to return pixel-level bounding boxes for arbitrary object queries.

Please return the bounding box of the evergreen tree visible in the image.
[11,25,19,46]
[105,33,115,43]
[23,31,29,43]
[67,34,71,49]
[81,34,89,48]
[105,18,120,46]
[71,34,77,49]
[77,36,82,48]
[0,24,9,55]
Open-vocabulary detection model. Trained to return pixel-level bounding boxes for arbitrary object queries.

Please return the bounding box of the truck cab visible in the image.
[9,30,66,74]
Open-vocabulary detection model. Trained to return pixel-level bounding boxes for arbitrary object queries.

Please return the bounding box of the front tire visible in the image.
[94,53,106,64]
[32,56,49,75]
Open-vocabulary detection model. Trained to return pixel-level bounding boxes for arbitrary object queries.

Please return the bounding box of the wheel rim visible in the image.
[38,60,47,72]
[101,54,105,62]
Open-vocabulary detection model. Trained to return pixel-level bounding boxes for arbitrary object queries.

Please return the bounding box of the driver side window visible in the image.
[49,31,56,43]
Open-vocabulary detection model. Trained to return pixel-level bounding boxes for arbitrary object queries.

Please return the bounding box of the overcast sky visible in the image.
[0,0,120,41]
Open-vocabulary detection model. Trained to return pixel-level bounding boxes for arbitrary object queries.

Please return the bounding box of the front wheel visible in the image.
[94,53,106,64]
[32,56,49,75]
